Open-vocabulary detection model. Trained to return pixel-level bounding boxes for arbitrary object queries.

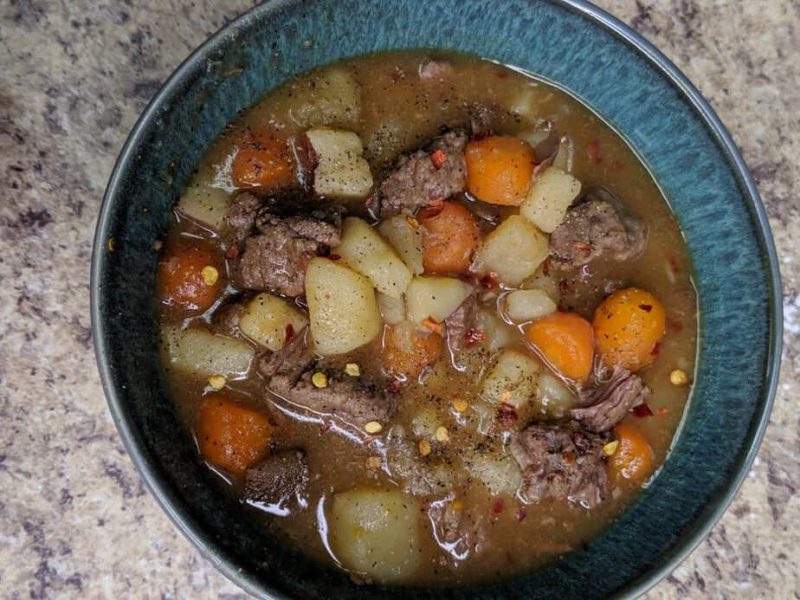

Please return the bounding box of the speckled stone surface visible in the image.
[0,1,797,598]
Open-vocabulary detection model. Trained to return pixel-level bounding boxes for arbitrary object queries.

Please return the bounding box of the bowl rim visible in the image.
[90,0,783,598]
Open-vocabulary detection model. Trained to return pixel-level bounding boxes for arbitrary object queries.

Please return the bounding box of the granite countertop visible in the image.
[1,0,797,597]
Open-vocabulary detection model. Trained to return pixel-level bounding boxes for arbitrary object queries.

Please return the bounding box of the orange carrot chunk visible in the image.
[197,394,273,475]
[593,287,666,373]
[608,419,655,485]
[231,129,296,190]
[419,201,480,275]
[157,239,224,314]
[383,321,443,380]
[525,311,594,381]
[465,136,535,206]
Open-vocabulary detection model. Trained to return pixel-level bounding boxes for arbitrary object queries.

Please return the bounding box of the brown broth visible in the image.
[158,50,697,586]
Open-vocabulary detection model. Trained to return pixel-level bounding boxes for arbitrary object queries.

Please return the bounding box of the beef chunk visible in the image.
[243,449,309,511]
[571,363,650,432]
[259,331,396,428]
[549,192,646,270]
[377,131,468,216]
[226,192,263,241]
[231,210,341,297]
[445,290,477,353]
[510,423,609,509]
[212,301,245,337]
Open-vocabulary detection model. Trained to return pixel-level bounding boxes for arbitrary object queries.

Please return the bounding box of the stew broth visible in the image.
[158,51,697,586]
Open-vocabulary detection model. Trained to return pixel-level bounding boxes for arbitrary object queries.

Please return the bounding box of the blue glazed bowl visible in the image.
[91,0,782,597]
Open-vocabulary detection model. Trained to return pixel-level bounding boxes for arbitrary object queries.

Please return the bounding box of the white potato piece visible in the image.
[329,488,421,583]
[305,257,382,355]
[479,349,541,409]
[474,309,514,351]
[336,217,412,298]
[463,450,522,496]
[176,180,229,231]
[522,264,559,301]
[378,215,424,275]
[411,406,439,439]
[478,215,549,286]
[377,292,406,325]
[289,67,361,128]
[238,293,308,351]
[533,372,577,418]
[405,276,473,325]
[306,128,373,200]
[503,289,557,323]
[161,326,254,378]
[520,166,582,233]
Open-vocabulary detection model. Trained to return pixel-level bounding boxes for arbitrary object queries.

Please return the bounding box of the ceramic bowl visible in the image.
[91,0,782,597]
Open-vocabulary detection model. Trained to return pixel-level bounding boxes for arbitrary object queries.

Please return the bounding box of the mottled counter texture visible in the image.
[1,0,797,597]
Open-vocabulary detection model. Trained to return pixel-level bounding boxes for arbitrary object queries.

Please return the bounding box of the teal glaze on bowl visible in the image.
[91,1,782,598]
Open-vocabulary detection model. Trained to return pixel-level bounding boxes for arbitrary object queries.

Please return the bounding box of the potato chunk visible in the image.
[176,179,229,231]
[336,217,412,298]
[520,166,582,233]
[306,128,373,200]
[289,67,361,128]
[305,257,382,355]
[377,292,405,325]
[479,349,541,409]
[477,215,548,286]
[405,275,473,325]
[378,214,425,275]
[329,488,421,583]
[161,326,254,378]
[503,289,557,323]
[238,293,308,351]
[533,372,577,418]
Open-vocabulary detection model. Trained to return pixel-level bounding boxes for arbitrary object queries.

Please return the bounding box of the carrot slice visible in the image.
[383,321,443,379]
[197,394,273,475]
[231,129,296,190]
[607,419,655,485]
[157,238,224,314]
[465,136,535,205]
[593,287,666,372]
[525,311,594,381]
[419,201,480,274]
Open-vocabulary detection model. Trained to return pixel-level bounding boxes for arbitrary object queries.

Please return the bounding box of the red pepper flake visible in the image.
[328,253,341,261]
[419,197,445,219]
[639,303,653,312]
[667,255,681,275]
[667,319,683,333]
[516,507,527,521]
[284,323,295,345]
[650,341,662,357]
[465,327,486,347]
[480,272,499,289]
[657,407,669,416]
[471,129,493,142]
[588,140,603,163]
[633,403,654,417]
[492,498,505,514]
[573,240,592,257]
[226,245,240,260]
[496,403,518,429]
[430,149,447,169]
